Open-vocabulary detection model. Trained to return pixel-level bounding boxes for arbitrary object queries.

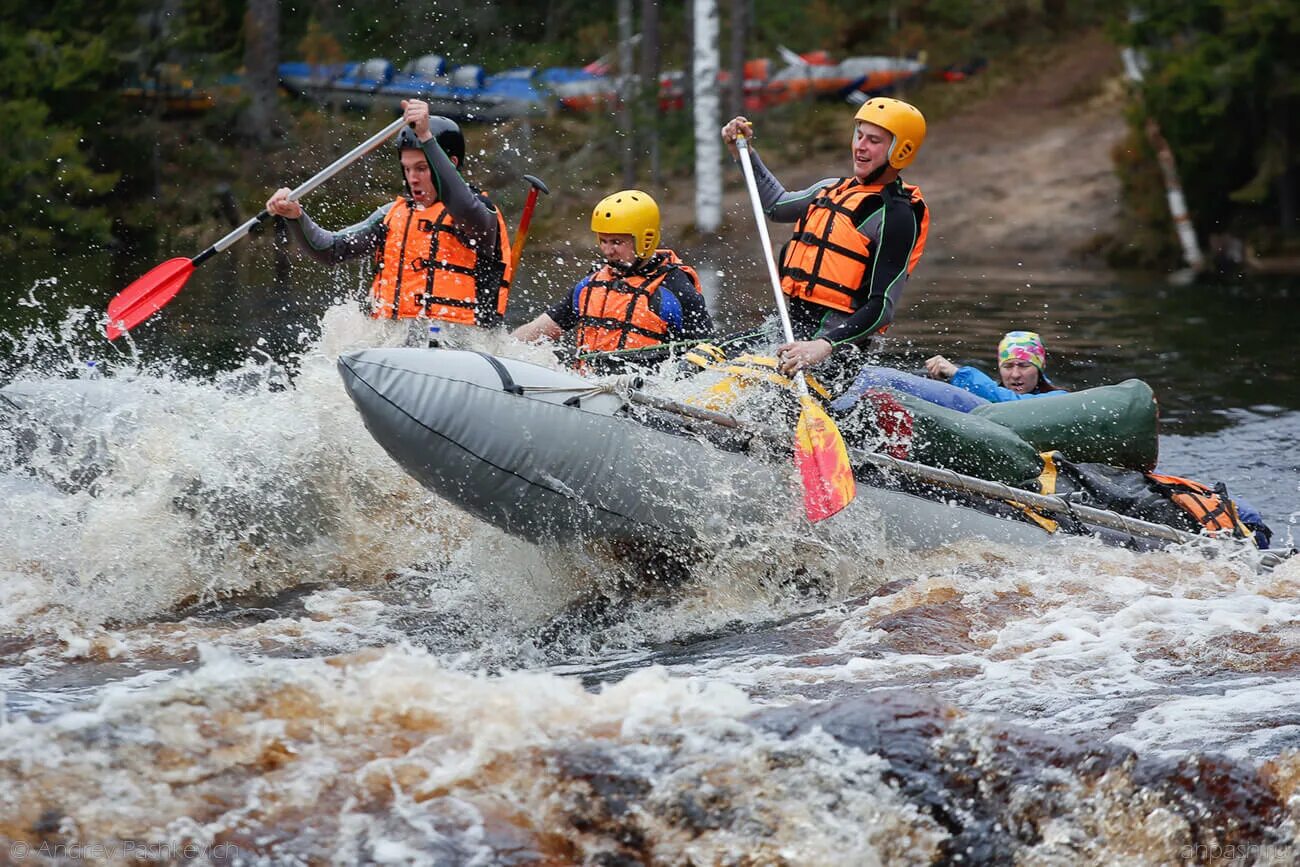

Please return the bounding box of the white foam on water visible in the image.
[630,538,1300,760]
[0,645,948,863]
[0,303,625,638]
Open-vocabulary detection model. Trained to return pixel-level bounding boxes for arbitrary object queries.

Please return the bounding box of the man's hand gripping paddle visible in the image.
[736,135,856,521]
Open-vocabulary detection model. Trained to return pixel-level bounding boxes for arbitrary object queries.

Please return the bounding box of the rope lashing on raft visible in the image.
[519,374,646,408]
[507,374,1284,567]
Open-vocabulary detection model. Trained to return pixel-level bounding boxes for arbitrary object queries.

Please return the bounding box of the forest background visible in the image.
[1,0,1297,283]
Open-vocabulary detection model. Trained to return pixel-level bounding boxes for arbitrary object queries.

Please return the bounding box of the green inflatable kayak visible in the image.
[846,387,1045,484]
[971,379,1159,471]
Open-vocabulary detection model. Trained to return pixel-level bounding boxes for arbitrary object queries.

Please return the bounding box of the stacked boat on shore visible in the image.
[276,50,929,122]
[276,56,550,122]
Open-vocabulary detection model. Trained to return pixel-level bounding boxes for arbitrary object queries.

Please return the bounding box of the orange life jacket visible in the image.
[370,195,513,325]
[1146,473,1254,539]
[779,177,928,314]
[573,249,702,353]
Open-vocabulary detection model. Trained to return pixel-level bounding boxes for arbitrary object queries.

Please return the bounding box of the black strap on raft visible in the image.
[473,351,524,395]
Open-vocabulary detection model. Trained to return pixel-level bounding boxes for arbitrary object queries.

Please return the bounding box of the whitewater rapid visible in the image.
[2,301,1299,865]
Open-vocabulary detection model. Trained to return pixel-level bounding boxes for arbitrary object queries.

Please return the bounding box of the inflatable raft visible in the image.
[336,347,1281,566]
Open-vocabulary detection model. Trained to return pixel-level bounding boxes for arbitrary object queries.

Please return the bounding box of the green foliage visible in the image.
[173,0,249,65]
[1121,0,1300,238]
[0,5,152,253]
[0,99,119,254]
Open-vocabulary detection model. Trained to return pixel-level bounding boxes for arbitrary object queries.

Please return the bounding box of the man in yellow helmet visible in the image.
[512,189,714,364]
[721,97,929,381]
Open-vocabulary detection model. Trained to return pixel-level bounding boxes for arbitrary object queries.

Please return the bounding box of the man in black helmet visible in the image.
[266,99,513,333]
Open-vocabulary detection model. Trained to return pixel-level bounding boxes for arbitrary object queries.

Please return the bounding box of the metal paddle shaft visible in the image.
[735,136,805,391]
[106,115,409,339]
[199,115,410,265]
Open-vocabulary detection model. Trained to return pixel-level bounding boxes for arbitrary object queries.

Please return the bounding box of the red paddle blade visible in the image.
[794,394,856,521]
[105,257,194,340]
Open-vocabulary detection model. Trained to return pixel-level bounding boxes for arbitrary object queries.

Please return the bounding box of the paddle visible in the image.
[509,174,550,278]
[105,115,409,340]
[735,135,856,521]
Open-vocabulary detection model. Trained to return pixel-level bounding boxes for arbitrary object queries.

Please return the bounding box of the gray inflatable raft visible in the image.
[336,347,1055,551]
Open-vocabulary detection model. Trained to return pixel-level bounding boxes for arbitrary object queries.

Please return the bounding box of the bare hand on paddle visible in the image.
[721,116,755,160]
[777,338,832,376]
[401,99,432,141]
[265,188,301,219]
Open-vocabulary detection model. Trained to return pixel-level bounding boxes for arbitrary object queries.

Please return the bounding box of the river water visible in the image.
[1,241,1299,865]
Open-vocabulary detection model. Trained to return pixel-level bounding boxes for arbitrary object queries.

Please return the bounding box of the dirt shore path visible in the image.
[681,30,1129,288]
[911,30,1127,279]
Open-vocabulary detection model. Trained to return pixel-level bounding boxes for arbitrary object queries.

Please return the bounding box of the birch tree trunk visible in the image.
[618,0,636,187]
[692,0,722,232]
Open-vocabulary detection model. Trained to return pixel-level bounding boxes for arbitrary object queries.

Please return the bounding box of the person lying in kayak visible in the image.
[719,97,929,383]
[511,189,714,365]
[924,330,1069,402]
[265,99,512,333]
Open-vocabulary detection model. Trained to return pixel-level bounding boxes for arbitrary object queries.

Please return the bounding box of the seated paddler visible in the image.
[718,98,930,387]
[511,189,714,369]
[925,330,1068,402]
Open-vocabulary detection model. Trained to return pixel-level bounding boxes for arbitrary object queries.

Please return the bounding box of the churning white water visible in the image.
[2,298,1299,865]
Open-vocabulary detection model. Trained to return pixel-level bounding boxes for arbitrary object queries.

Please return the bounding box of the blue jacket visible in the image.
[950,365,1068,403]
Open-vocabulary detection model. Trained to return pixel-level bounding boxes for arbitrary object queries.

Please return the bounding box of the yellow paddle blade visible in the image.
[794,394,856,521]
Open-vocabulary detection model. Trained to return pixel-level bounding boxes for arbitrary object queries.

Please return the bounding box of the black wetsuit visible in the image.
[722,147,927,386]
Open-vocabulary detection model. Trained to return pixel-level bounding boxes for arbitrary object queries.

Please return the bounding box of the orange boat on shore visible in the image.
[548,50,927,114]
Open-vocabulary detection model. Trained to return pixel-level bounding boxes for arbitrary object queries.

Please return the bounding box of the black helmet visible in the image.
[394,125,422,152]
[428,115,465,165]
[394,118,465,165]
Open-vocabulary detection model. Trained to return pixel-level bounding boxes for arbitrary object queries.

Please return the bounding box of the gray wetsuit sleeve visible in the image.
[738,148,837,223]
[422,136,499,251]
[282,205,389,264]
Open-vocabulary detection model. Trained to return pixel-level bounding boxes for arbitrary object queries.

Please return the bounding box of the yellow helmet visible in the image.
[853,97,926,169]
[591,189,660,259]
